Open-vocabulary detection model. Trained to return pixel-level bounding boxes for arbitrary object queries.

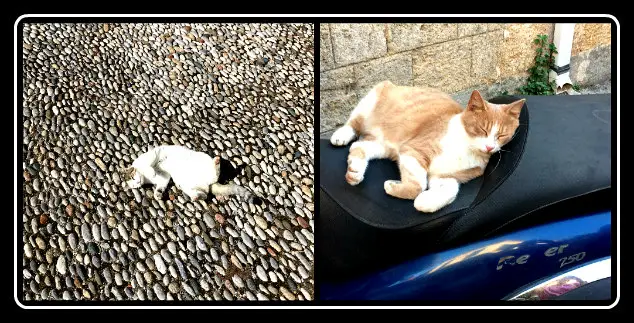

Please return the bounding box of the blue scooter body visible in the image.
[320,211,611,300]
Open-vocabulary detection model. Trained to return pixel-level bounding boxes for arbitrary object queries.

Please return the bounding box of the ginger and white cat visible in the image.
[330,81,525,213]
[124,145,259,204]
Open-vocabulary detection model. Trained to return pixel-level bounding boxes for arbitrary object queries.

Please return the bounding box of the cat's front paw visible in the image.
[383,180,400,194]
[414,191,447,213]
[345,171,364,186]
[330,125,356,146]
[345,157,367,185]
[153,190,163,200]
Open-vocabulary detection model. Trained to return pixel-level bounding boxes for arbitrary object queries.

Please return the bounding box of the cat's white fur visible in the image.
[399,155,428,189]
[414,177,460,213]
[124,145,220,201]
[417,115,494,212]
[345,140,387,185]
[125,145,259,204]
[330,85,380,146]
[429,115,489,176]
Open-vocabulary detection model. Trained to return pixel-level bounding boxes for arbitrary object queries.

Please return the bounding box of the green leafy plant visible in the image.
[572,83,581,92]
[517,34,558,95]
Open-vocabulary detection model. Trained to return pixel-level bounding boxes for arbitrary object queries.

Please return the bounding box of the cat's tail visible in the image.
[211,183,263,205]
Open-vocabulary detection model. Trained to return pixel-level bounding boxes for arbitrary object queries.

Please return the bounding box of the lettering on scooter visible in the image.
[558,252,586,268]
[496,254,530,270]
[516,254,530,264]
[497,244,576,271]
[544,244,569,257]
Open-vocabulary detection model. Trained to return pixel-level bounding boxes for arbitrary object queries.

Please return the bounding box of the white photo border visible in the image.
[15,13,619,309]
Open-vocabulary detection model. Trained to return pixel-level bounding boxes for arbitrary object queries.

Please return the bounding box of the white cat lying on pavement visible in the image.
[124,145,260,204]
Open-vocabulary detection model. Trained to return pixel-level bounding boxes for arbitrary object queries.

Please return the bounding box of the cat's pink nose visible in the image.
[486,145,494,152]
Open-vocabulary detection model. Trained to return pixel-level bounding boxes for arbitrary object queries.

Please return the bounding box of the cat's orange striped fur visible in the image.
[330,81,525,213]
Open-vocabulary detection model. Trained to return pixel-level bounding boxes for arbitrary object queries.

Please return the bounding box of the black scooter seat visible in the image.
[318,94,612,282]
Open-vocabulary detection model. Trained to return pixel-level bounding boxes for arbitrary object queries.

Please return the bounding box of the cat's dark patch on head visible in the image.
[217,158,246,185]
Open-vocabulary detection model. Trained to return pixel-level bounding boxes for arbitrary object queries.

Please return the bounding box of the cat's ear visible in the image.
[121,167,136,180]
[467,90,486,112]
[503,99,525,118]
[214,156,220,165]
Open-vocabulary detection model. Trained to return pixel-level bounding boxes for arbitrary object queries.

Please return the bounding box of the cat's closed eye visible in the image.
[479,126,488,136]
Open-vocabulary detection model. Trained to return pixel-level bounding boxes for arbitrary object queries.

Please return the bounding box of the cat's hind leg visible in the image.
[384,154,427,199]
[330,81,390,146]
[346,139,388,185]
[413,177,460,213]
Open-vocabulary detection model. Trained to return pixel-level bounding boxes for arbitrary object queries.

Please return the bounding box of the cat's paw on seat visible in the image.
[331,125,356,146]
[383,180,400,194]
[414,191,447,213]
[414,185,458,213]
[346,157,367,185]
[345,171,364,186]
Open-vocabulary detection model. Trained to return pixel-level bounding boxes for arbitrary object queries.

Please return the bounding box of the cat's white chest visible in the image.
[429,147,482,176]
[428,115,485,176]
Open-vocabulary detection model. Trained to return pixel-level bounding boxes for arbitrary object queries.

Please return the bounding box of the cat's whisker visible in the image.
[489,153,503,174]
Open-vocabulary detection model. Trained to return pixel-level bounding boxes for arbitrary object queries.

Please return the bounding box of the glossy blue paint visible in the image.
[320,211,611,300]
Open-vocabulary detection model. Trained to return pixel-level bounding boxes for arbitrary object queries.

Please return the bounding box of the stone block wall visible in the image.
[320,23,612,132]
